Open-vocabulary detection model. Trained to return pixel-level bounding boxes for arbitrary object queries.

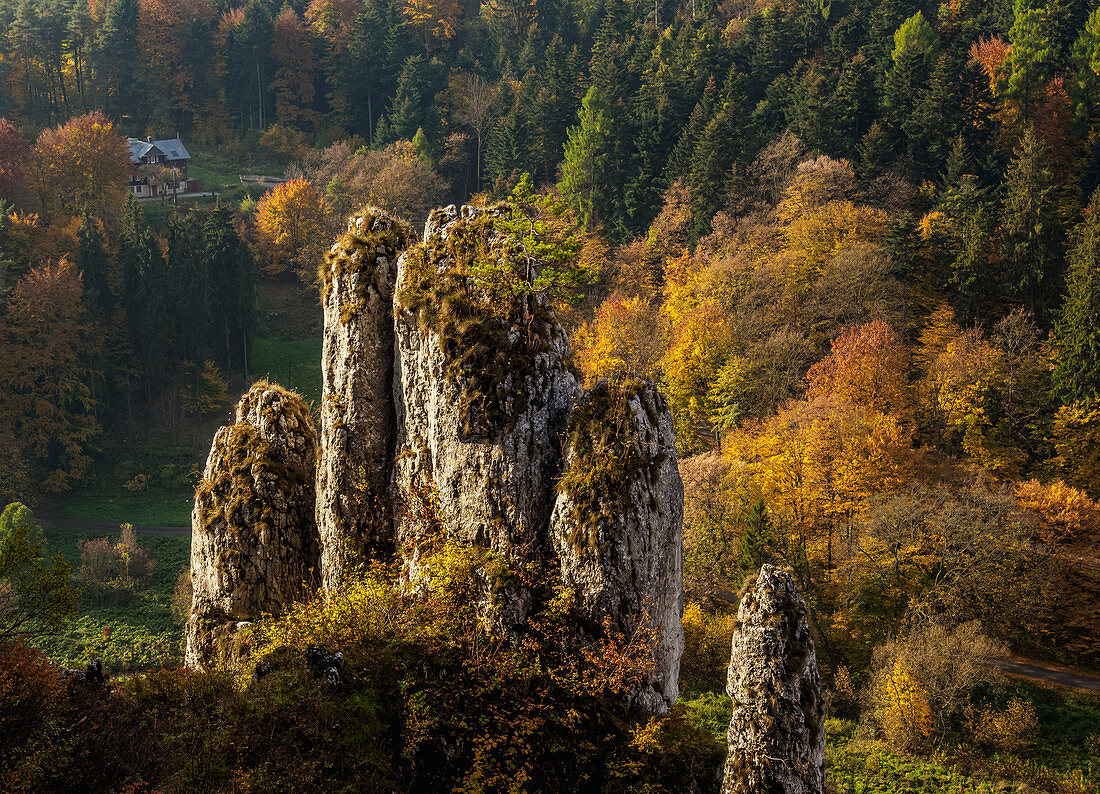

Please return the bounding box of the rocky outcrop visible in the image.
[722,565,825,794]
[550,378,684,715]
[185,383,320,670]
[392,205,581,630]
[185,203,688,717]
[316,209,413,590]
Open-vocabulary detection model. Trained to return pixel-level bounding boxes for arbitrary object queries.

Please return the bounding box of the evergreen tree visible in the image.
[687,71,748,236]
[119,196,168,393]
[1000,127,1061,314]
[77,208,110,317]
[1006,0,1055,123]
[1054,189,1100,401]
[561,85,615,231]
[165,210,206,364]
[94,0,140,120]
[738,500,773,576]
[203,204,254,375]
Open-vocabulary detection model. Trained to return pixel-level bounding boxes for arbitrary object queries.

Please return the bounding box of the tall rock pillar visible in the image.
[317,209,412,589]
[392,205,581,630]
[722,564,825,794]
[549,378,684,715]
[185,383,319,670]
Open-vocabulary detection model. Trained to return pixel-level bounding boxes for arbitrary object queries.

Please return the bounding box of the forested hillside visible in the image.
[1,0,1100,790]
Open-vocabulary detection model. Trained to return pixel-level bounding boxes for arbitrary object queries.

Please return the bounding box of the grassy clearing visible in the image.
[56,485,194,527]
[249,335,323,406]
[34,524,191,672]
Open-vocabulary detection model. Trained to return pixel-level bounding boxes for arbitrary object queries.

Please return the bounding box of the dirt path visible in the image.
[989,658,1100,693]
[37,508,190,536]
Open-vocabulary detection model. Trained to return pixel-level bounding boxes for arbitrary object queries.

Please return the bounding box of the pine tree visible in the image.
[1054,189,1100,401]
[1000,127,1061,314]
[686,72,747,236]
[77,208,110,316]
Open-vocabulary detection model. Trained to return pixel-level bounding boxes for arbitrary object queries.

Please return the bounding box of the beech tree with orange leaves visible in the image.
[32,112,130,221]
[0,259,101,492]
[255,177,327,278]
[806,321,911,419]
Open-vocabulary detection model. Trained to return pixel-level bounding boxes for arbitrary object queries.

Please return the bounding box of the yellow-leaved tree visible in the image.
[255,177,327,278]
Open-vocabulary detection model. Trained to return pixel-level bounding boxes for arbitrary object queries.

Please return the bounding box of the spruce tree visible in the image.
[1054,189,1100,401]
[561,85,615,230]
[77,208,111,317]
[119,196,167,393]
[204,204,254,375]
[1000,127,1061,314]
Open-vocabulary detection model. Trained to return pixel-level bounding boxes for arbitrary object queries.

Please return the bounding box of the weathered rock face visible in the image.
[722,564,825,794]
[185,383,320,670]
[316,209,413,590]
[550,378,684,715]
[392,205,582,629]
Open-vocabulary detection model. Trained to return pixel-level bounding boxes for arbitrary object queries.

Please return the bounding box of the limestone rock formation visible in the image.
[185,383,320,670]
[392,204,581,629]
[722,564,825,794]
[317,208,413,590]
[549,378,684,715]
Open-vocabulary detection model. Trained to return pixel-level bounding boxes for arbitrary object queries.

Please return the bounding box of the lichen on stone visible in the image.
[549,377,684,715]
[186,382,320,671]
[722,564,825,794]
[319,208,414,309]
[555,377,658,554]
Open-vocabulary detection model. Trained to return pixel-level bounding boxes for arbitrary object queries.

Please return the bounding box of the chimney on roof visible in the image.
[146,136,152,143]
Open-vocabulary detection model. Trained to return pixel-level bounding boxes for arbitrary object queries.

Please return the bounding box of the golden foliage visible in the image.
[1015,478,1100,544]
[401,0,461,45]
[879,662,935,751]
[806,321,911,419]
[254,177,327,277]
[1050,397,1100,499]
[572,294,667,383]
[967,698,1039,754]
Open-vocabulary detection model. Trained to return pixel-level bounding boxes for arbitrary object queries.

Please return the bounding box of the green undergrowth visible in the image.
[32,526,190,672]
[822,683,1100,793]
[3,543,724,792]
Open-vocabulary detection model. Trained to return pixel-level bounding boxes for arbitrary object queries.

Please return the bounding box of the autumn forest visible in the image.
[1,0,1100,789]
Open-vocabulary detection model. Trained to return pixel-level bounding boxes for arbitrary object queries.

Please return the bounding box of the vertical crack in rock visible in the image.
[550,378,684,715]
[185,383,319,670]
[392,204,581,631]
[317,208,413,589]
[722,564,825,794]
